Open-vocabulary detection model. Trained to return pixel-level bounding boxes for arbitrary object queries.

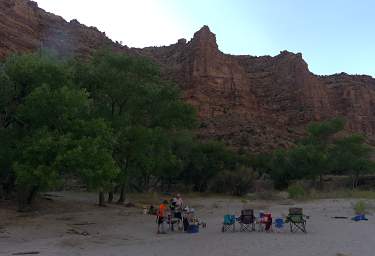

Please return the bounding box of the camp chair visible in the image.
[239,209,255,232]
[286,208,307,233]
[274,218,284,232]
[168,208,184,232]
[222,214,236,232]
[258,212,272,232]
[168,213,183,232]
[263,213,273,232]
[257,211,265,231]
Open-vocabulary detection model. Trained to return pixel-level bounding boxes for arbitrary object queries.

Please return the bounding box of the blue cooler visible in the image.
[187,224,199,233]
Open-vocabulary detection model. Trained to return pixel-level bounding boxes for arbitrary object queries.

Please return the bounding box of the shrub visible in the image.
[210,167,255,196]
[254,191,278,200]
[354,200,367,214]
[287,184,306,199]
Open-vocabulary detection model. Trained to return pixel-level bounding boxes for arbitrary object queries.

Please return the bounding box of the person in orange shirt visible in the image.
[157,200,169,234]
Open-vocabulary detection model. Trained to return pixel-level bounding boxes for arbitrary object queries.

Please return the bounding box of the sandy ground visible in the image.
[0,192,374,256]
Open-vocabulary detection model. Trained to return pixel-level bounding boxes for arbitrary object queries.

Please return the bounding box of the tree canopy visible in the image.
[0,51,201,209]
[258,118,374,189]
[1,52,374,211]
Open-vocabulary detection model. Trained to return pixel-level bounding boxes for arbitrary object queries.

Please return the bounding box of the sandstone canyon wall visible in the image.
[1,0,375,152]
[0,0,125,59]
[138,26,375,151]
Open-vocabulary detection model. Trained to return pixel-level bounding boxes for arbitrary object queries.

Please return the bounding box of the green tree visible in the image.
[74,51,196,202]
[1,53,71,106]
[331,134,374,189]
[0,54,72,195]
[267,149,292,189]
[0,54,119,209]
[305,118,345,142]
[302,118,345,186]
[14,84,118,208]
[266,118,375,191]
[180,141,241,192]
[210,167,255,196]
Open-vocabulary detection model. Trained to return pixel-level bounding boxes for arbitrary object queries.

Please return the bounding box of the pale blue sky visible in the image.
[36,0,375,76]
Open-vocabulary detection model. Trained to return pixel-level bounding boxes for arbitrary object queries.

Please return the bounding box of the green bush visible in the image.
[287,184,306,199]
[354,200,367,214]
[210,167,255,196]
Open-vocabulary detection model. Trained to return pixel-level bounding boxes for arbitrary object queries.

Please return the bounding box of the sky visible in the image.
[35,0,375,77]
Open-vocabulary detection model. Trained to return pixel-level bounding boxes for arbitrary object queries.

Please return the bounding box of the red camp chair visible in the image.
[258,212,272,232]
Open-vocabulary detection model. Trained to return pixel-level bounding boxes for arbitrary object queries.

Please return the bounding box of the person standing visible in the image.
[157,200,168,234]
[174,193,184,222]
[175,193,183,210]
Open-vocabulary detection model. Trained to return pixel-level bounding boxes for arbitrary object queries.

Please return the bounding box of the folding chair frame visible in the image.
[289,220,306,233]
[240,222,255,232]
[222,214,236,232]
[239,210,255,232]
[287,215,307,233]
[222,222,235,232]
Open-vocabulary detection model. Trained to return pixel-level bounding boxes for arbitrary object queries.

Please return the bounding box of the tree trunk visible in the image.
[160,178,164,192]
[167,177,172,192]
[351,174,356,190]
[17,186,37,212]
[27,186,38,205]
[144,175,149,192]
[354,170,360,189]
[17,189,28,212]
[107,191,114,203]
[319,174,324,190]
[117,184,126,204]
[98,190,106,207]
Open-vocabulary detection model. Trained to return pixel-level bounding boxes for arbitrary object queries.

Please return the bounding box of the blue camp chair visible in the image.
[222,214,236,232]
[274,218,284,232]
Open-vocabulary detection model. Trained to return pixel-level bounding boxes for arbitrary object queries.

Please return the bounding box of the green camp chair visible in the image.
[286,208,307,233]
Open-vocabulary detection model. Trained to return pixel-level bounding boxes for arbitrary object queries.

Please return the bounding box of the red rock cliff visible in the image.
[138,26,375,151]
[1,0,375,151]
[0,0,125,59]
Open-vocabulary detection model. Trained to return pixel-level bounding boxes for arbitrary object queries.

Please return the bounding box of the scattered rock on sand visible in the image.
[66,228,89,236]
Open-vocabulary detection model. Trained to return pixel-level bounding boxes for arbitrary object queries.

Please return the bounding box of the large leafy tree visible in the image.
[15,84,119,208]
[73,51,196,202]
[1,54,72,197]
[330,134,374,189]
[300,118,345,187]
[0,54,119,209]
[267,149,292,189]
[118,127,181,192]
